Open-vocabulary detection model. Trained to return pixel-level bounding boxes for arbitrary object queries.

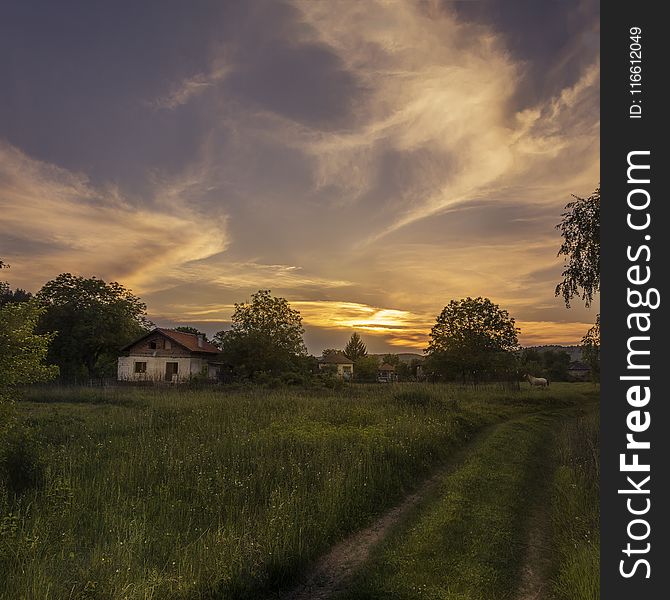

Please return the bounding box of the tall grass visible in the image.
[549,409,600,600]
[0,383,594,599]
[0,384,523,599]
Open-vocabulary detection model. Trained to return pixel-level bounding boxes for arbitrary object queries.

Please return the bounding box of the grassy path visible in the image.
[320,411,565,600]
[275,411,565,600]
[514,490,553,600]
[274,425,500,600]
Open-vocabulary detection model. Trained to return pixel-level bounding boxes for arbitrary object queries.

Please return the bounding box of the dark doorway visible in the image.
[165,362,179,381]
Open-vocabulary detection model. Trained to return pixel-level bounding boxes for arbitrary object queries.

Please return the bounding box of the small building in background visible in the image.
[117,328,221,382]
[318,353,354,379]
[377,363,397,383]
[567,360,591,381]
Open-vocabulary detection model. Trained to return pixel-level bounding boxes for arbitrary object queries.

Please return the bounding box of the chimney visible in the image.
[197,334,204,348]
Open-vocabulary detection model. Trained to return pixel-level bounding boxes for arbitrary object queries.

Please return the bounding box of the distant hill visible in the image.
[523,345,582,362]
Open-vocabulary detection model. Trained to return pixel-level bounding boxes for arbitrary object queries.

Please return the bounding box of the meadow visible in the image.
[0,383,598,599]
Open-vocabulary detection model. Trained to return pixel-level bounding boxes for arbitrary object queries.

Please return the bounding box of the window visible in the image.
[165,340,171,349]
[134,362,147,374]
[149,341,157,349]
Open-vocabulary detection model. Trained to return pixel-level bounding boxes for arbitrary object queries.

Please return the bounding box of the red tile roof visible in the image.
[121,328,220,354]
[156,328,220,354]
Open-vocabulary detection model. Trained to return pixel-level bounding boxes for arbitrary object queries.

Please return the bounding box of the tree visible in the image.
[0,260,33,307]
[519,348,543,378]
[214,290,307,379]
[555,186,600,378]
[555,187,600,308]
[322,348,344,358]
[0,260,57,424]
[1,302,59,415]
[353,355,379,382]
[174,326,208,340]
[541,350,571,382]
[344,332,367,361]
[37,274,151,380]
[581,314,600,382]
[0,286,32,306]
[426,297,520,383]
[382,353,400,367]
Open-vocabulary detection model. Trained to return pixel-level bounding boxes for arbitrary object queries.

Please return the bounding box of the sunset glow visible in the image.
[0,1,599,353]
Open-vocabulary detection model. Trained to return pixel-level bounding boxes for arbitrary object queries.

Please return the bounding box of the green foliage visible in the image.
[344,332,367,361]
[37,274,151,380]
[214,290,307,379]
[0,300,59,392]
[395,361,415,381]
[555,187,600,308]
[382,353,400,367]
[0,283,32,307]
[520,348,571,382]
[581,315,600,382]
[354,355,379,382]
[322,348,344,358]
[427,297,520,383]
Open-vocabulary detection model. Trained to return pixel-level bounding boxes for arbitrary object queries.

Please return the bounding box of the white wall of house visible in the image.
[117,356,217,381]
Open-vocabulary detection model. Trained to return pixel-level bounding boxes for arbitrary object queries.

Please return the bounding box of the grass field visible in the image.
[0,383,598,599]
[341,413,559,600]
[548,411,600,600]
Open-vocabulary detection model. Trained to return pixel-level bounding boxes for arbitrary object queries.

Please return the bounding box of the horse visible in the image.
[525,374,549,387]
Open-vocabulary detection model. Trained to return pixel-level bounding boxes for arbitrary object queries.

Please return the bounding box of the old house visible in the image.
[377,362,397,383]
[117,328,221,382]
[318,353,354,379]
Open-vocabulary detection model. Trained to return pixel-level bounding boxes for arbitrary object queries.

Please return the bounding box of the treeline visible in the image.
[1,267,593,387]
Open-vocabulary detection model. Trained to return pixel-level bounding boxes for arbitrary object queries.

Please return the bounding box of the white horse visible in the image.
[525,374,549,387]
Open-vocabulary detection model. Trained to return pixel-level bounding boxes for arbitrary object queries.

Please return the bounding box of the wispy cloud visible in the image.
[0,142,228,292]
[150,59,231,110]
[0,0,599,352]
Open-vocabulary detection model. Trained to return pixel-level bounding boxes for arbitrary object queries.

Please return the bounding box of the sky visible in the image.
[0,0,600,355]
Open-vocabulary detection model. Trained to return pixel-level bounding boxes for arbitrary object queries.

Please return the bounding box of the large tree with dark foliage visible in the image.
[344,332,367,361]
[214,290,307,379]
[555,187,600,308]
[426,297,519,383]
[581,314,600,382]
[0,261,32,307]
[555,186,600,379]
[37,274,151,380]
[0,283,32,307]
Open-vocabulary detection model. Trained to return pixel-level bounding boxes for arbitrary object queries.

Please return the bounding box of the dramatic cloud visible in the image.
[0,142,229,292]
[0,0,599,353]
